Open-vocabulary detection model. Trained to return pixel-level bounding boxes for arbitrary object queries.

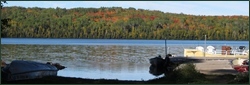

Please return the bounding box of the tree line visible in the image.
[1,6,249,40]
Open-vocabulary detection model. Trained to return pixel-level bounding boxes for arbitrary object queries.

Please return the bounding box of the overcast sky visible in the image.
[3,1,249,16]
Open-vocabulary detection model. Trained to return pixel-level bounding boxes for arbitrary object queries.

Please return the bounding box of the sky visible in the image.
[3,1,249,16]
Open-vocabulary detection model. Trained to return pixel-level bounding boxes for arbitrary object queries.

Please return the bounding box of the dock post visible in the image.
[165,37,167,55]
[204,35,206,59]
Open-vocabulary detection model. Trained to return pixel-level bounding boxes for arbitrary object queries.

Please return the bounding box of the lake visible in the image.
[1,38,249,80]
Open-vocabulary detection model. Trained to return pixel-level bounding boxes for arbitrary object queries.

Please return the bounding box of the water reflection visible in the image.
[57,61,162,80]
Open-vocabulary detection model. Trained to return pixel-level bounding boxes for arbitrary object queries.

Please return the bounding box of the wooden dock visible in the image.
[170,56,248,75]
[171,56,249,61]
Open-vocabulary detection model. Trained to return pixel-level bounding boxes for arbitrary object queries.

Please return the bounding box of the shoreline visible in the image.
[2,60,245,84]
[0,74,237,84]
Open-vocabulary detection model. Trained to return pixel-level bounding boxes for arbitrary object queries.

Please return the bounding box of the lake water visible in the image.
[1,38,249,80]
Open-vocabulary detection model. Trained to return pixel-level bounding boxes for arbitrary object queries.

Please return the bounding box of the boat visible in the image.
[231,58,249,72]
[149,54,187,70]
[149,55,165,67]
[184,45,249,58]
[1,60,66,81]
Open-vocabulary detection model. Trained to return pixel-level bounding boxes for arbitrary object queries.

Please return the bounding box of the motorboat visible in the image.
[1,60,65,81]
[149,55,165,67]
[231,58,249,72]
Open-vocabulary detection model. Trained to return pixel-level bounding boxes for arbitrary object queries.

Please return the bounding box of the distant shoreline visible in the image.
[1,37,249,41]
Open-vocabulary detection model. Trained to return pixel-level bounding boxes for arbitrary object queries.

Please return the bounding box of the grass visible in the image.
[2,63,248,84]
[146,63,212,84]
[228,72,249,84]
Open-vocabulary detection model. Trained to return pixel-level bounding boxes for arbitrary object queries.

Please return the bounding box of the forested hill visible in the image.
[1,6,249,40]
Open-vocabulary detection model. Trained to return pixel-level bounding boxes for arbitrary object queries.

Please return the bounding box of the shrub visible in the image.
[163,63,209,84]
[229,72,249,84]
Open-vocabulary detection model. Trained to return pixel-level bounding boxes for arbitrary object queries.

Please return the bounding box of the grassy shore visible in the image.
[1,63,248,84]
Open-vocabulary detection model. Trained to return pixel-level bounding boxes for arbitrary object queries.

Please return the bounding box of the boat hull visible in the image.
[149,57,165,67]
[232,65,249,72]
[1,60,59,81]
[2,70,57,81]
[231,58,249,72]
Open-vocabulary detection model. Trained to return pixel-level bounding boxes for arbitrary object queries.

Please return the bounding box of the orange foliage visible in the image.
[87,10,115,17]
[111,17,119,22]
[72,18,76,22]
[86,10,118,22]
[74,12,80,16]
[93,18,99,22]
[150,16,156,20]
[208,26,214,29]
[87,11,160,22]
[123,17,129,22]
[173,18,179,23]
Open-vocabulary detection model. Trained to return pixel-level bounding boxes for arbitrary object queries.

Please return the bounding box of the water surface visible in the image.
[1,38,248,80]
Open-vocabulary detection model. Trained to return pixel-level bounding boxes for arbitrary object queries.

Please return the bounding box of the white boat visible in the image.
[1,60,65,81]
[231,58,249,72]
